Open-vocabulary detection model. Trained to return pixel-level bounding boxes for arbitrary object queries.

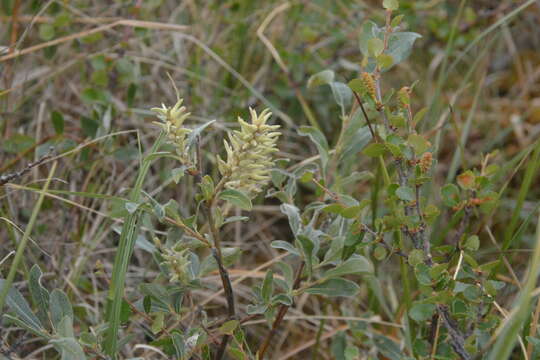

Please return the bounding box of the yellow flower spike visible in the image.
[220,108,281,198]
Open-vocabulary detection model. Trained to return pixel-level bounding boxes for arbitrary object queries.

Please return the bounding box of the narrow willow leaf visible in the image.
[324,256,374,278]
[305,278,359,297]
[29,265,50,328]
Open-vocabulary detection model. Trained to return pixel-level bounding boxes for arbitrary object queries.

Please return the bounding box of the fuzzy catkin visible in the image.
[151,99,192,163]
[218,108,280,198]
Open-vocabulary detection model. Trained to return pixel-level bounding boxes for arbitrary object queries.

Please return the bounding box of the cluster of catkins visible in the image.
[151,99,280,283]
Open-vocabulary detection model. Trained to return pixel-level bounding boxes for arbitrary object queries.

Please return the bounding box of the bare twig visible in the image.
[0,148,54,186]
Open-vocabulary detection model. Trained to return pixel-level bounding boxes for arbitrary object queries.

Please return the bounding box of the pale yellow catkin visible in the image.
[218,108,281,198]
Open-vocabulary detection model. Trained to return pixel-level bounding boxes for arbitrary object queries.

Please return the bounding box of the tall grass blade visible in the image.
[103,132,165,357]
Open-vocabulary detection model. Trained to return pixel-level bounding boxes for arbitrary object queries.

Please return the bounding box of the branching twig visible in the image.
[0,148,54,186]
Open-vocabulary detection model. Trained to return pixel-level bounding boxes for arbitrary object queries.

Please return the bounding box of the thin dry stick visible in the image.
[258,262,305,359]
[0,19,189,63]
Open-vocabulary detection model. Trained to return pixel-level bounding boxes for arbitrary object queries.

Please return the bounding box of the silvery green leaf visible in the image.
[330,82,353,113]
[324,255,374,279]
[298,126,329,173]
[186,120,216,151]
[29,265,50,327]
[49,337,86,360]
[305,278,359,297]
[0,279,43,332]
[307,69,335,89]
[386,32,422,68]
[50,289,73,330]
[219,189,252,211]
[280,204,302,235]
[271,241,300,256]
[56,315,74,338]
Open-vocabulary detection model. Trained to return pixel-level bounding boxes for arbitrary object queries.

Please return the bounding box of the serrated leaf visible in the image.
[305,278,359,297]
[219,189,252,211]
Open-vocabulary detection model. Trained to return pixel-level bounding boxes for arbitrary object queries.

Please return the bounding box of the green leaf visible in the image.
[271,240,300,256]
[51,111,65,135]
[377,53,394,70]
[261,270,274,303]
[49,337,86,360]
[396,186,415,202]
[307,69,335,89]
[359,21,382,57]
[383,0,399,10]
[362,143,387,157]
[464,235,480,252]
[367,38,384,57]
[0,279,43,332]
[330,82,353,111]
[219,320,239,335]
[408,249,425,267]
[39,23,55,41]
[306,278,359,297]
[57,315,74,338]
[29,265,50,327]
[409,303,436,322]
[324,255,373,278]
[441,184,460,207]
[386,32,422,67]
[298,126,329,172]
[407,134,431,155]
[219,189,252,211]
[280,204,302,235]
[50,289,73,330]
[297,235,314,278]
[413,107,428,127]
[374,246,388,261]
